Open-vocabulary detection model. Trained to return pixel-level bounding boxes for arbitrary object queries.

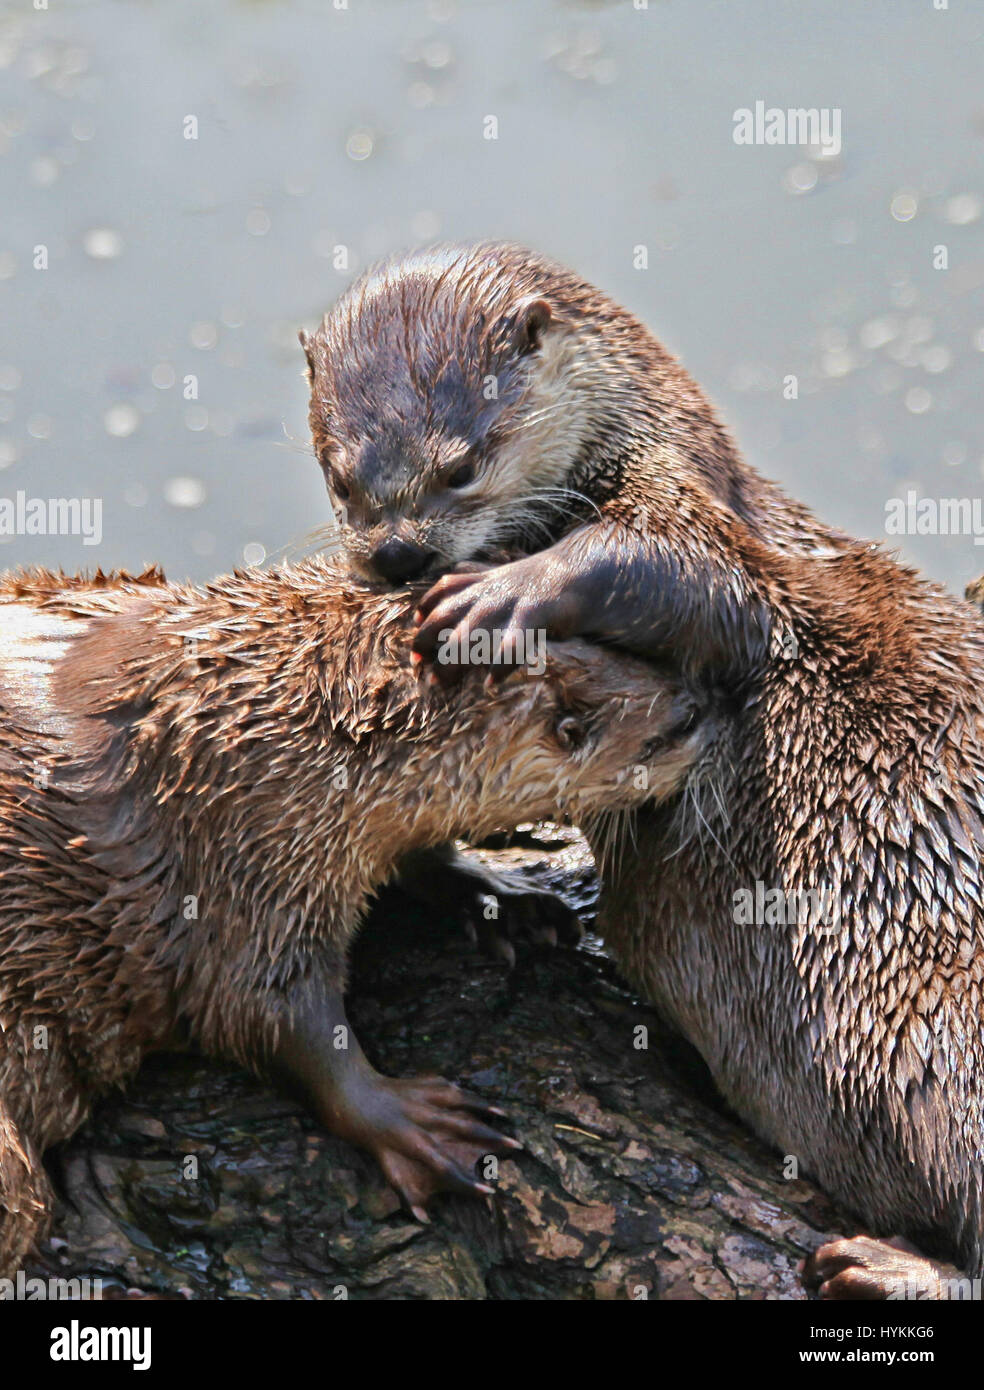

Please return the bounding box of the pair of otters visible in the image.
[2,244,982,1302]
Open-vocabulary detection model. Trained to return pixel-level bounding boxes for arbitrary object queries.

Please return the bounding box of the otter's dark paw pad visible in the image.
[803,1235,946,1300]
[368,1077,520,1215]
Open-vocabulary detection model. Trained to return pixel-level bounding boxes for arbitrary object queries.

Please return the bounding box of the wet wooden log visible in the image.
[27,832,851,1301]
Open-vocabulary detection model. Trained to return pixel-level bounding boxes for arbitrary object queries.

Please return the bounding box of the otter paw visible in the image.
[366,1077,520,1217]
[803,1235,950,1300]
[412,556,576,686]
[398,847,583,966]
[460,871,583,967]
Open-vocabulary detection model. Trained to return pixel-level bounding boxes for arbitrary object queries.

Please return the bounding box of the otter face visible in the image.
[301,247,600,584]
[443,642,707,837]
[531,644,706,822]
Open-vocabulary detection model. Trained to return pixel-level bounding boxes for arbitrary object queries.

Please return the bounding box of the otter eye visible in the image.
[555,715,587,752]
[329,468,351,502]
[446,460,475,489]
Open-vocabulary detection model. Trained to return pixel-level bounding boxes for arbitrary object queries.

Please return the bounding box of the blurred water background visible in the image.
[0,0,982,591]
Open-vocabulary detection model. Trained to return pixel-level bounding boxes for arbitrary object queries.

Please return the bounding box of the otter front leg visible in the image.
[271,976,519,1219]
[412,524,772,684]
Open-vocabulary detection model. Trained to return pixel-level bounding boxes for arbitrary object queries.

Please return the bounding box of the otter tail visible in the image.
[0,1106,51,1277]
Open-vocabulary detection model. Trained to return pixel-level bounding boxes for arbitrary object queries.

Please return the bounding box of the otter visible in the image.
[302,240,984,1300]
[0,557,703,1275]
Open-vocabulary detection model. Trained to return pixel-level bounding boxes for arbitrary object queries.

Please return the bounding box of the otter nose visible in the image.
[370,537,434,583]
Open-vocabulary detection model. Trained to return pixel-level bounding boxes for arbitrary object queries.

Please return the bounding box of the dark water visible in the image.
[1,0,982,591]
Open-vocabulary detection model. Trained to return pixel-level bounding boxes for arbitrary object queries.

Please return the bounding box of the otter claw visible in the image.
[364,1075,519,1214]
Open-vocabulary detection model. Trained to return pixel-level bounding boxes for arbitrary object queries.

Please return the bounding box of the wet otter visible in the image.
[303,241,984,1299]
[0,557,703,1275]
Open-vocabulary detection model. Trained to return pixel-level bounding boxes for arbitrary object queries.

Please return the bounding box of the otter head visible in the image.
[301,244,601,584]
[431,641,709,841]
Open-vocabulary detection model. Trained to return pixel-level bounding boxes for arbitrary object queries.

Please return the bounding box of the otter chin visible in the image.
[0,557,706,1274]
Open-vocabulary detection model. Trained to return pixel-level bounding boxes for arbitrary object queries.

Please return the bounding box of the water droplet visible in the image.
[783,163,818,195]
[30,156,59,187]
[103,403,140,438]
[905,387,932,414]
[859,317,899,350]
[422,40,453,69]
[0,440,17,469]
[821,348,855,378]
[184,407,208,432]
[0,252,17,280]
[408,82,435,109]
[0,365,22,391]
[890,191,919,222]
[345,129,374,161]
[164,476,206,509]
[246,208,271,237]
[189,322,217,350]
[83,227,124,260]
[943,441,967,467]
[151,363,175,390]
[944,193,981,226]
[243,542,266,567]
[922,344,951,374]
[26,414,53,439]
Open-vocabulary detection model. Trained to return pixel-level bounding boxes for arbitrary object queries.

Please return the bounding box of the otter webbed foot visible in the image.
[346,1075,520,1218]
[803,1235,962,1300]
[397,844,582,967]
[272,979,519,1216]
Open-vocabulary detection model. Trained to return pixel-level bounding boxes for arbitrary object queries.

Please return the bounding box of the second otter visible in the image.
[304,242,984,1299]
[0,558,703,1275]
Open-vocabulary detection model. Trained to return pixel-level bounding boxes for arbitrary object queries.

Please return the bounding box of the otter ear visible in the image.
[298,328,316,380]
[509,296,553,356]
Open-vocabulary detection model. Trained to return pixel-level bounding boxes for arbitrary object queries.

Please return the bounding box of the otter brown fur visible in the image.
[303,241,984,1298]
[0,556,704,1275]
